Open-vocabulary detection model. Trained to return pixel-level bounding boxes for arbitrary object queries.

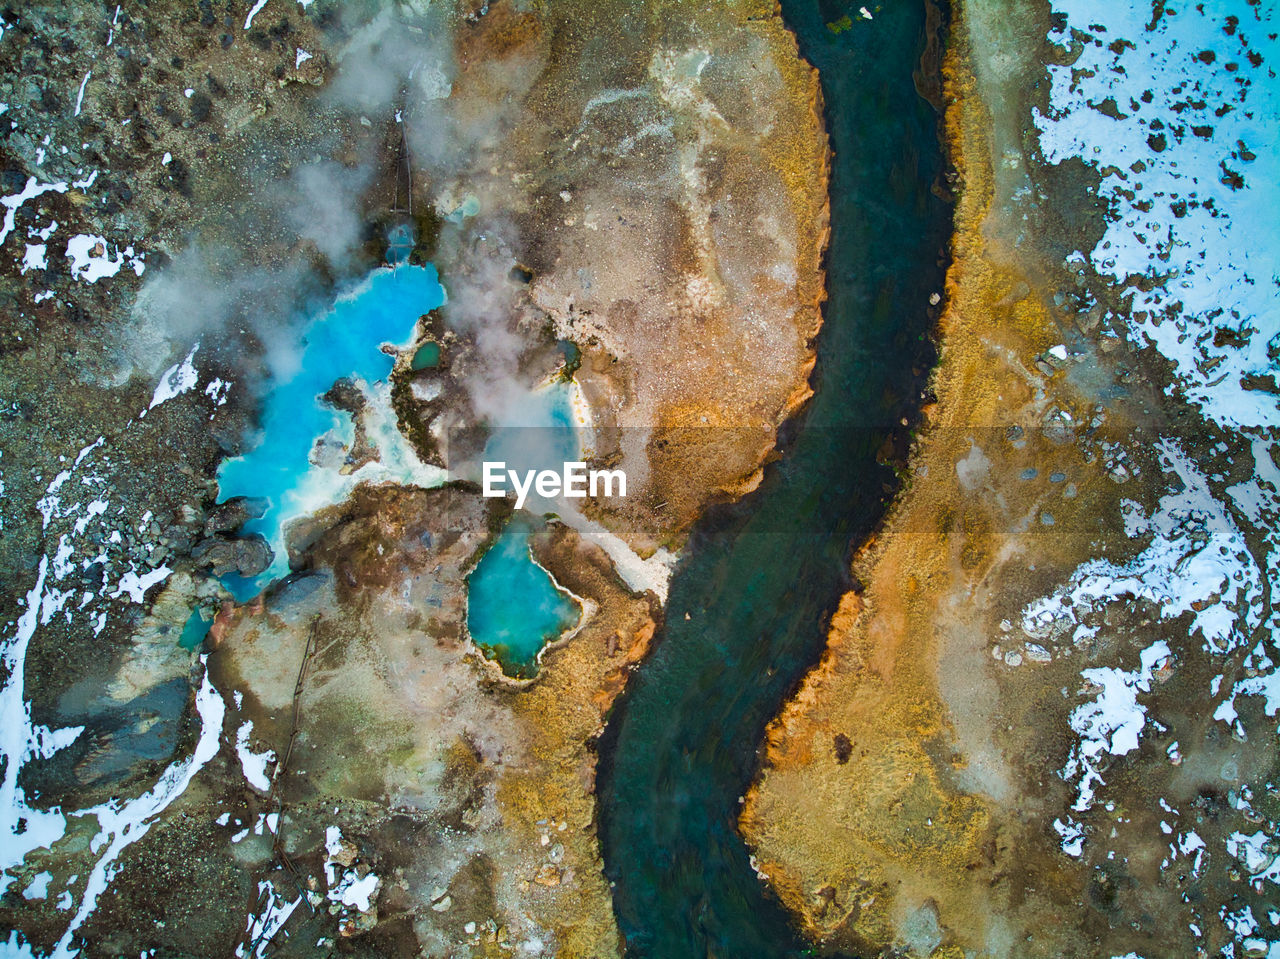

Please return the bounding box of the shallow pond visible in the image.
[466,514,581,678]
[410,340,441,370]
[215,264,448,598]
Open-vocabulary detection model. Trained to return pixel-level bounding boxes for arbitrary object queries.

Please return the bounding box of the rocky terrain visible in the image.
[0,0,826,956]
[742,1,1280,956]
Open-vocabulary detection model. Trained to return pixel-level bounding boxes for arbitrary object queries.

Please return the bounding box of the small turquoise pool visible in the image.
[466,515,580,678]
[178,607,213,650]
[216,264,448,598]
[410,341,441,370]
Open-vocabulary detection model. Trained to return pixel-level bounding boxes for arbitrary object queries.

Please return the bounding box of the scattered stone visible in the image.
[534,864,561,886]
[203,496,266,536]
[192,533,272,578]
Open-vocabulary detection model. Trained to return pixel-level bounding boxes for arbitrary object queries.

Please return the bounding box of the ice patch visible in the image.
[236,878,303,958]
[1055,816,1085,857]
[1228,830,1280,884]
[1063,640,1172,813]
[1,176,69,247]
[73,72,90,116]
[143,342,200,414]
[49,666,225,959]
[244,0,270,30]
[64,233,145,283]
[0,558,73,895]
[110,565,172,603]
[21,243,46,274]
[235,721,276,793]
[23,871,51,900]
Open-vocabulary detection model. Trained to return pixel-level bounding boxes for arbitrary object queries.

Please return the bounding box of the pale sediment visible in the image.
[0,1,829,954]
[420,0,830,555]
[741,2,1280,956]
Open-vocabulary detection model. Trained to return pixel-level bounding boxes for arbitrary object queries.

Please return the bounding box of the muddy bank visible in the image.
[0,1,830,955]
[741,2,1280,955]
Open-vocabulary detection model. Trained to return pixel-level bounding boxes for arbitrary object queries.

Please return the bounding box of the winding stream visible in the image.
[596,2,950,956]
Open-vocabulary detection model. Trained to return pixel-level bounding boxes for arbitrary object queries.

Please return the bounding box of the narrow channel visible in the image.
[595,1,951,956]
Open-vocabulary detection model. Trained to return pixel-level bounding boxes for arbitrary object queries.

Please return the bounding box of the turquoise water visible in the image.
[178,608,212,651]
[479,382,578,490]
[216,265,447,598]
[386,223,414,265]
[410,340,441,370]
[596,1,950,955]
[466,514,580,677]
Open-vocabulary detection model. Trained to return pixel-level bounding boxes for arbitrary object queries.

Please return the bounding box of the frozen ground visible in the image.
[1031,2,1280,955]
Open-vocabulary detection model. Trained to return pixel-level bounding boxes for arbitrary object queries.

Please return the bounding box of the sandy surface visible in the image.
[741,2,1280,955]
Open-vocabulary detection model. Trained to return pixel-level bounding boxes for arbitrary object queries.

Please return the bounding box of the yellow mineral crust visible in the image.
[504,0,829,550]
[739,10,1139,955]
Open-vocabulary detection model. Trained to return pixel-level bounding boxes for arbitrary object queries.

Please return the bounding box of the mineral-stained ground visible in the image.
[742,1,1280,957]
[0,0,824,955]
[3,0,1279,957]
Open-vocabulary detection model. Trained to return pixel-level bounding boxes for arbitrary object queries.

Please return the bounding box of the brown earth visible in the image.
[402,0,830,554]
[740,2,1279,956]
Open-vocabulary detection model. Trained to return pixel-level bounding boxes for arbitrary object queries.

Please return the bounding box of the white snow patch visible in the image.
[73,72,90,116]
[23,871,51,900]
[204,377,231,409]
[0,558,73,895]
[144,343,200,414]
[1054,816,1085,858]
[1,177,69,247]
[1022,440,1259,654]
[236,879,303,958]
[49,666,225,959]
[65,233,144,283]
[110,565,172,603]
[1063,641,1172,813]
[1228,830,1280,885]
[1034,1,1280,428]
[244,0,270,29]
[323,824,380,912]
[235,721,276,793]
[337,872,379,912]
[20,243,46,274]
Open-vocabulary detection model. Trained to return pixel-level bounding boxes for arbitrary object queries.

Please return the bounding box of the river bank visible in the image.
[596,1,951,954]
[742,1,1280,955]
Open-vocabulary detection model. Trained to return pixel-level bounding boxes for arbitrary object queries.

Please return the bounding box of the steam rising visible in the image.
[129,3,551,439]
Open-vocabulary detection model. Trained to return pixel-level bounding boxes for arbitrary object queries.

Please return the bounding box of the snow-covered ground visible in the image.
[1031,1,1280,954]
[1037,0,1280,429]
[0,356,287,957]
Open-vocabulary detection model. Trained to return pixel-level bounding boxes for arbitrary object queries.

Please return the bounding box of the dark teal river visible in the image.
[595,2,950,956]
